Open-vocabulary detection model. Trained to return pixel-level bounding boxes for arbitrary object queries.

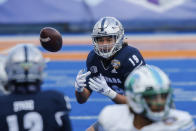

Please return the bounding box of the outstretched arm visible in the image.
[112,93,127,104]
[74,69,91,104]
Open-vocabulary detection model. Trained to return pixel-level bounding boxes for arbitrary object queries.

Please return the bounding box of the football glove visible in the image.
[89,74,117,99]
[74,69,91,92]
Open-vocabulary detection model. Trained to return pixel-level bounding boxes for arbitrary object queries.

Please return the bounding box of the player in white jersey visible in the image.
[95,65,195,131]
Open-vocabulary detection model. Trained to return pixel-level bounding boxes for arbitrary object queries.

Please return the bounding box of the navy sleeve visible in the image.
[55,93,72,131]
[57,93,71,112]
[60,113,72,131]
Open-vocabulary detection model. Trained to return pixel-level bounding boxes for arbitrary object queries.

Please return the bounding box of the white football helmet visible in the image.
[91,16,124,59]
[125,65,172,121]
[5,44,45,84]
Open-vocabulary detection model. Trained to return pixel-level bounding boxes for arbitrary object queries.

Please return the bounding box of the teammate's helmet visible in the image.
[125,65,172,121]
[91,16,124,59]
[5,44,45,85]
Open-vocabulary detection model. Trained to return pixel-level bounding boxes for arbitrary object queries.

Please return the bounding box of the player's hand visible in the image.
[89,74,117,99]
[74,69,91,92]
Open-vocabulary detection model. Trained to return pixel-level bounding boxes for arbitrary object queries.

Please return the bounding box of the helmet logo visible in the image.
[97,30,107,35]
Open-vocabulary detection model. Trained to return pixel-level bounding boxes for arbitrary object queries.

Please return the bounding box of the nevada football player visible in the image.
[0,44,72,131]
[74,16,146,131]
[75,16,145,103]
[96,65,196,131]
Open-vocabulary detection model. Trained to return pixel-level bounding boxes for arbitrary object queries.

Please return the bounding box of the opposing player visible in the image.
[0,44,72,131]
[74,16,145,105]
[95,65,195,131]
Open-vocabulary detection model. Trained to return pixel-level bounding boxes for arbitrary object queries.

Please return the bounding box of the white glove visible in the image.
[89,74,117,99]
[75,69,91,92]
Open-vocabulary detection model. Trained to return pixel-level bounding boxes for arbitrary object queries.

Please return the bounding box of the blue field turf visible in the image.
[41,59,196,131]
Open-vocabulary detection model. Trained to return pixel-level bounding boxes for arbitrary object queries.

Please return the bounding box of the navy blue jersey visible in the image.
[0,90,72,131]
[86,45,145,95]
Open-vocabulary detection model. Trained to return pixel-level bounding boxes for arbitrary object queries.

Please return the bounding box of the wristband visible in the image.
[106,89,117,99]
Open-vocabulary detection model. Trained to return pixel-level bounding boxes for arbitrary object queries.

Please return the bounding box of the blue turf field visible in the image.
[42,59,196,131]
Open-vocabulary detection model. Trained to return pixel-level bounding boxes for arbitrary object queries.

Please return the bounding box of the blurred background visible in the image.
[0,0,196,130]
[1,0,196,34]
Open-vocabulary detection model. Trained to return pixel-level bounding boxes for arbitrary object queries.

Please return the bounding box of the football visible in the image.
[40,27,62,52]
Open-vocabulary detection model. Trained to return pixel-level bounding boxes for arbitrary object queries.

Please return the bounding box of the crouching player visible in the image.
[95,65,195,131]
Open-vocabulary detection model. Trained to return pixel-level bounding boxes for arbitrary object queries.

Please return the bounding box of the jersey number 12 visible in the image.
[6,112,43,131]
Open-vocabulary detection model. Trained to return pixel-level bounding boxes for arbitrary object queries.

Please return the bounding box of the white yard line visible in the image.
[70,116,98,120]
[70,115,196,120]
[172,82,196,86]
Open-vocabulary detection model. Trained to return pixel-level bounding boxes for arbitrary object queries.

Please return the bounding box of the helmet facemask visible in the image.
[92,35,122,58]
[142,87,172,121]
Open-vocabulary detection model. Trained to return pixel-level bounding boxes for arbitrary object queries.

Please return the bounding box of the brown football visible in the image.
[40,27,62,52]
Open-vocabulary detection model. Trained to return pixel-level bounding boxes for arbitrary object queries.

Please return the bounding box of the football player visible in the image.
[95,65,195,131]
[74,16,145,131]
[75,16,145,104]
[75,17,145,131]
[0,44,72,131]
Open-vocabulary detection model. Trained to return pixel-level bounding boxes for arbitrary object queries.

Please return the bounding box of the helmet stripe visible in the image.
[24,45,28,62]
[24,45,29,77]
[148,66,163,86]
[101,18,106,31]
